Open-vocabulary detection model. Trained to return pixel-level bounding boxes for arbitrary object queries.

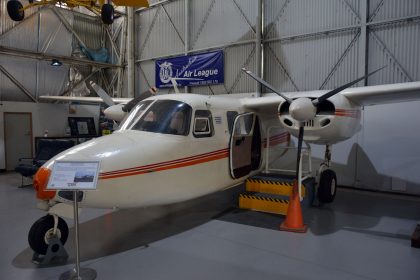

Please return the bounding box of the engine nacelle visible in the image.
[278,94,361,144]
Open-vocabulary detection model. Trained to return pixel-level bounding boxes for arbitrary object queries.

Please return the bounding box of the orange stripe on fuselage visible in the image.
[335,108,360,118]
[101,148,228,176]
[99,149,229,180]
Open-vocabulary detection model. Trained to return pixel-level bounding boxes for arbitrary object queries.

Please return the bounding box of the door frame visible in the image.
[229,112,256,179]
[4,112,33,170]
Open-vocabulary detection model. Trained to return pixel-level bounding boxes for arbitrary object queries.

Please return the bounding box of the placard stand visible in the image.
[60,190,97,280]
[47,160,101,280]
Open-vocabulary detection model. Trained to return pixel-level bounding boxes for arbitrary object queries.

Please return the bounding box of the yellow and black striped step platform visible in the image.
[239,174,316,215]
[246,177,308,197]
[239,193,289,215]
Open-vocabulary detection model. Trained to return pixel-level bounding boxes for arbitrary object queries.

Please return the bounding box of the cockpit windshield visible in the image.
[119,100,153,131]
[120,100,192,136]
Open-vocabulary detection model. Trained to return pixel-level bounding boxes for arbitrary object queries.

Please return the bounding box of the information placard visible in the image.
[47,161,101,190]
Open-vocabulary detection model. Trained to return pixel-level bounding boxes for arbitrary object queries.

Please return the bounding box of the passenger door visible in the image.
[229,113,255,179]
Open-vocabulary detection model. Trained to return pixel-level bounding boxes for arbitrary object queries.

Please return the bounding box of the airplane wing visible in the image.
[39,95,132,104]
[241,81,420,110]
[340,81,420,106]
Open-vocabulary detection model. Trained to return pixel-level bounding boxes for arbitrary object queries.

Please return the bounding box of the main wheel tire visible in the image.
[317,169,337,203]
[101,4,114,25]
[7,0,24,21]
[28,215,69,255]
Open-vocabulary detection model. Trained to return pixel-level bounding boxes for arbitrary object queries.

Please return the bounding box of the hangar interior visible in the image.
[0,0,420,279]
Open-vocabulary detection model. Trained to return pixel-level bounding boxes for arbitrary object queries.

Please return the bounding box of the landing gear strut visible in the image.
[317,144,337,203]
[28,214,69,255]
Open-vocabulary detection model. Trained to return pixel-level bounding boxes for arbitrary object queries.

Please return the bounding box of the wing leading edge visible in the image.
[38,95,132,104]
[241,81,420,110]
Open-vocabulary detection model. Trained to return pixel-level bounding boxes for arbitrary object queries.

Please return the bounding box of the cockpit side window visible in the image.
[130,100,192,136]
[193,110,214,138]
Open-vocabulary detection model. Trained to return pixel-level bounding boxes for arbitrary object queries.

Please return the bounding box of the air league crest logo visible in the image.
[159,61,173,84]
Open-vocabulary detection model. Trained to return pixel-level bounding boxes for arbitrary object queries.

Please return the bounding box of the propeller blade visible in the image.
[313,66,386,105]
[242,68,293,103]
[89,81,115,107]
[295,125,304,180]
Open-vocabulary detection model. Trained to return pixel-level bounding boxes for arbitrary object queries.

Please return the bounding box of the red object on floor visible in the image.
[280,181,308,233]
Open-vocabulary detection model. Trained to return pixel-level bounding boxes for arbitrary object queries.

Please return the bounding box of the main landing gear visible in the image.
[28,214,69,255]
[317,144,337,203]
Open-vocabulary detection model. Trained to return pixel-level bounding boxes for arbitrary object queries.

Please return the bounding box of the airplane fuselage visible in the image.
[34,92,363,211]
[35,94,288,210]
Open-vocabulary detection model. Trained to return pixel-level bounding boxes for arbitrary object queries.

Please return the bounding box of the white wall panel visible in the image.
[356,101,420,195]
[0,102,100,169]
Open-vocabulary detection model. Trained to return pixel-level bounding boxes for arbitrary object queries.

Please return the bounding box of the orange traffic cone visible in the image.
[280,180,308,233]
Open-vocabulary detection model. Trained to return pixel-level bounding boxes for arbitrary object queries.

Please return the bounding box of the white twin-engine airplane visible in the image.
[30,69,420,255]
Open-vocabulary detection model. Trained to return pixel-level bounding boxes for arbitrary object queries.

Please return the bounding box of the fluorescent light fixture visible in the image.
[51,59,62,66]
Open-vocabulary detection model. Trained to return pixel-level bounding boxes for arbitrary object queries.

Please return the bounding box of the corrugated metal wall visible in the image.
[0,3,115,101]
[0,6,72,101]
[136,0,258,95]
[137,0,419,94]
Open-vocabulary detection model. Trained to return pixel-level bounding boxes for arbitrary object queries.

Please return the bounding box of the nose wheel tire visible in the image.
[7,0,24,21]
[28,215,69,255]
[101,4,114,24]
[317,169,337,203]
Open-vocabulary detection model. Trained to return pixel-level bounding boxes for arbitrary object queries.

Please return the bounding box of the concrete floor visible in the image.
[1,172,420,280]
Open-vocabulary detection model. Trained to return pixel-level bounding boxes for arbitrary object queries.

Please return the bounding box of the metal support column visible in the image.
[359,0,369,85]
[255,0,262,96]
[127,7,135,98]
[184,0,189,93]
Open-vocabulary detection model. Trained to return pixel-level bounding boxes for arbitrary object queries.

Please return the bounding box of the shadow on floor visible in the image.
[12,184,420,269]
[12,184,244,268]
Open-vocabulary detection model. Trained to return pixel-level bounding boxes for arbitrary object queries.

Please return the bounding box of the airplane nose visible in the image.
[33,167,56,200]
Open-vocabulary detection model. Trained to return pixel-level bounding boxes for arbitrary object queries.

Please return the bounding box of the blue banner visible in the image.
[155,50,224,88]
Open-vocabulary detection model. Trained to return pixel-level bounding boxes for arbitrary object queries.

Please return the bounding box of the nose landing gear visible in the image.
[28,214,69,255]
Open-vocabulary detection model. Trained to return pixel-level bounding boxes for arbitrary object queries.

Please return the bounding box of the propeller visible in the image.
[242,67,385,194]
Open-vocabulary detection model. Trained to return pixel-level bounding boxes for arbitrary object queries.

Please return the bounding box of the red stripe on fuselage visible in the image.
[335,108,360,118]
[99,148,229,180]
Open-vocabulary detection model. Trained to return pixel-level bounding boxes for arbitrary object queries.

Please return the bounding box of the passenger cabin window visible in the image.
[128,100,192,135]
[193,110,214,138]
[227,111,238,134]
